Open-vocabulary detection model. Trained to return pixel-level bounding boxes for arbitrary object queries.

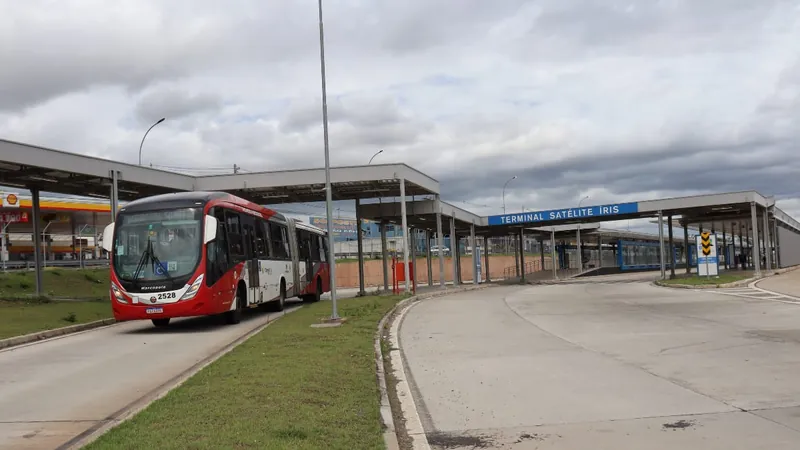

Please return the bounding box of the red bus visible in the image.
[100,191,330,327]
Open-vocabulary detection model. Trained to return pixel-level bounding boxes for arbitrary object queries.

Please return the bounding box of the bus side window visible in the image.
[254,218,268,258]
[260,219,273,258]
[206,208,231,286]
[269,222,287,260]
[281,226,290,259]
[310,233,321,262]
[298,230,310,261]
[225,210,245,263]
[240,214,255,260]
[318,235,327,262]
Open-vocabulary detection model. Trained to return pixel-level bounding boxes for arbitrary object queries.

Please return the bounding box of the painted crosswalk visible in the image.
[709,285,800,303]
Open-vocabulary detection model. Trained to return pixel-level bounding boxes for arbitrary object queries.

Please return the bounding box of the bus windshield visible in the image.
[113,207,203,282]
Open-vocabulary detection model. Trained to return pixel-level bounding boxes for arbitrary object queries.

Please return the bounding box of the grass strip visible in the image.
[0,297,113,340]
[0,268,109,300]
[658,273,751,286]
[85,295,404,450]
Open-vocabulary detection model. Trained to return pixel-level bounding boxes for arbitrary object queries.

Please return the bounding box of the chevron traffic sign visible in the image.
[700,231,713,256]
[696,232,719,276]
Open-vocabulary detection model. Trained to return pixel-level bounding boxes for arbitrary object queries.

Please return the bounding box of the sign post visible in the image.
[696,231,719,277]
[475,245,482,283]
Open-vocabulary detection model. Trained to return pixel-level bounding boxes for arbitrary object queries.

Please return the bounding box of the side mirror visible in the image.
[204,215,218,244]
[101,223,115,253]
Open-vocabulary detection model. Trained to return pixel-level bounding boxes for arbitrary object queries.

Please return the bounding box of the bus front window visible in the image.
[113,208,203,282]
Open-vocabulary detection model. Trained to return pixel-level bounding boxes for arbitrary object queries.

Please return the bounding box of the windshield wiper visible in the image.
[149,243,172,279]
[132,238,152,281]
[131,238,172,281]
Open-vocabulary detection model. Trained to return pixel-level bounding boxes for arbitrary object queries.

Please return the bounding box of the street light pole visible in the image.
[502,175,517,215]
[369,149,384,164]
[317,0,338,320]
[502,175,517,256]
[138,117,165,166]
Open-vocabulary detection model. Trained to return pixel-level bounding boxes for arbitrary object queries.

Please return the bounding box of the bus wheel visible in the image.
[225,286,244,324]
[276,280,286,311]
[152,318,170,327]
[311,278,322,303]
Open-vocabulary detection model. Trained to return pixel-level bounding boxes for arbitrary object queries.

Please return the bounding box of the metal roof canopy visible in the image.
[356,198,482,235]
[0,139,195,200]
[0,139,439,204]
[486,191,800,234]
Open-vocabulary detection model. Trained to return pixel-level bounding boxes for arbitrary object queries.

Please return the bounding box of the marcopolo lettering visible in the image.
[489,202,638,226]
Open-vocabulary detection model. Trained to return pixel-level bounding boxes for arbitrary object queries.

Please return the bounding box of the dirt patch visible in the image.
[514,432,547,443]
[426,431,495,449]
[662,419,696,430]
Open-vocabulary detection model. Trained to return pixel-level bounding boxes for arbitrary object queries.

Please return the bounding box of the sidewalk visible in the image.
[756,266,800,297]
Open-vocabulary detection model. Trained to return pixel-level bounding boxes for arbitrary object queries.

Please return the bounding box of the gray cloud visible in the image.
[1,0,799,223]
[134,87,222,125]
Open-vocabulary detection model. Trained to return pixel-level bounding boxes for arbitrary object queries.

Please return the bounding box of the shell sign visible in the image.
[1,193,20,208]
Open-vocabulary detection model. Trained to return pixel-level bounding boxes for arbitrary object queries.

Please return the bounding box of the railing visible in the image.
[503,259,543,280]
[1,259,109,271]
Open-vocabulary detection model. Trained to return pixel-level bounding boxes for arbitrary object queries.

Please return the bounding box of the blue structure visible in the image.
[617,240,681,271]
[488,202,639,226]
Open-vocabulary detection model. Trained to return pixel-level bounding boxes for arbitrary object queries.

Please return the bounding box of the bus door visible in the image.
[241,214,261,304]
[299,230,311,291]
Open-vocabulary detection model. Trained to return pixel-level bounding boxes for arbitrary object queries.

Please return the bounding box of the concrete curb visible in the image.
[653,265,800,291]
[654,277,758,290]
[375,284,491,450]
[0,317,119,351]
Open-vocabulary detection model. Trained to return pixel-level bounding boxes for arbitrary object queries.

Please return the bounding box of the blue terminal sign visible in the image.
[488,202,639,226]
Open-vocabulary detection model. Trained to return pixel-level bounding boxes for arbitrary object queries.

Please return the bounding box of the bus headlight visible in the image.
[111,282,129,304]
[180,274,204,300]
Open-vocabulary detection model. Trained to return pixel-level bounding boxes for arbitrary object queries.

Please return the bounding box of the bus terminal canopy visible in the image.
[0,139,439,203]
[3,137,800,295]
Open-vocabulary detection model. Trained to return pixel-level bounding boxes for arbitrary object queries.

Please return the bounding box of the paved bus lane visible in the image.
[399,279,800,449]
[0,305,299,450]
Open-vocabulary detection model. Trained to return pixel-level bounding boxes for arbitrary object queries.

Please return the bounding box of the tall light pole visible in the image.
[317,0,338,320]
[576,195,589,270]
[502,175,517,256]
[138,117,165,166]
[502,175,517,214]
[369,149,384,164]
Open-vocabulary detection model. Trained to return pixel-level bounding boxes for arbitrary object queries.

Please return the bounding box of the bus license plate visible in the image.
[146,307,164,314]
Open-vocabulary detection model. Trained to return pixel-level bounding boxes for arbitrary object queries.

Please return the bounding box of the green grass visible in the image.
[85,295,405,450]
[0,268,110,300]
[0,297,112,340]
[659,273,752,286]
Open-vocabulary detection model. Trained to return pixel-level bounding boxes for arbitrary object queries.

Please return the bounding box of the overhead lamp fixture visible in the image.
[118,188,139,195]
[0,181,27,188]
[28,175,58,183]
[87,193,108,198]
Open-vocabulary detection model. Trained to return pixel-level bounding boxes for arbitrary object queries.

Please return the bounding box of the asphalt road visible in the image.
[0,302,302,450]
[400,273,800,449]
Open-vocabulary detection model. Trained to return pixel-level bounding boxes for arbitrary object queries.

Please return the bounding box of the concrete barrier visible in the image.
[0,317,119,350]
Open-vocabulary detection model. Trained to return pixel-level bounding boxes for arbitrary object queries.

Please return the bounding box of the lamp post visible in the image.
[138,117,165,166]
[502,175,517,214]
[317,0,338,320]
[369,149,384,164]
[576,195,589,270]
[502,175,517,255]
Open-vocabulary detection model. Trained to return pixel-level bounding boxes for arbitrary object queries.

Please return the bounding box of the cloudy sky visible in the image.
[1,0,799,229]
